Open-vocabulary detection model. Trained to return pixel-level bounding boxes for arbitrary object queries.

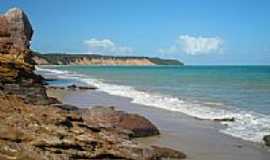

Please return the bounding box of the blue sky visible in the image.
[1,0,270,65]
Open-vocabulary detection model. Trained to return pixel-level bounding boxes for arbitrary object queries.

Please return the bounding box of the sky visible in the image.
[1,0,270,65]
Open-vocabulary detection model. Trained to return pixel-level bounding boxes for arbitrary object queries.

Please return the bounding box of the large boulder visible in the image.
[82,106,160,137]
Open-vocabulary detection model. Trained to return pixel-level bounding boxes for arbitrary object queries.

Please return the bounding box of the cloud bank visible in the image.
[84,38,133,55]
[159,35,223,55]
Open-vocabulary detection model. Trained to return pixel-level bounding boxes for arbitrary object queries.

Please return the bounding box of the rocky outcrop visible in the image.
[0,7,34,83]
[263,135,270,147]
[82,106,160,137]
[0,8,33,62]
[0,8,51,104]
[0,95,186,160]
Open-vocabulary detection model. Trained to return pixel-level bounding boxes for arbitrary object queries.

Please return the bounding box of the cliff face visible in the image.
[0,8,52,105]
[70,57,155,65]
[33,55,155,65]
[0,8,34,83]
[33,53,184,66]
[0,8,33,60]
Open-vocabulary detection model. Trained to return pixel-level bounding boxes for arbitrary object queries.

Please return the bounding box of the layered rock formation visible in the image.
[0,8,187,159]
[0,8,51,105]
[0,8,33,62]
[0,8,34,81]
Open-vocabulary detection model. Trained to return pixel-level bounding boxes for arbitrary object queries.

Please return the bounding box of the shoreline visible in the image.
[2,6,268,160]
[37,65,270,145]
[47,86,270,160]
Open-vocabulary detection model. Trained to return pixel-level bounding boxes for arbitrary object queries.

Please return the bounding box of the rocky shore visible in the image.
[0,8,186,159]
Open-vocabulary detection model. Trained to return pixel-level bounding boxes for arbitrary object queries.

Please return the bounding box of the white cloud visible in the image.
[178,35,223,55]
[158,35,224,55]
[84,38,133,55]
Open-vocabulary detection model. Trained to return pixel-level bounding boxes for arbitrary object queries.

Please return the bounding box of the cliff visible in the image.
[33,52,184,65]
[0,8,186,160]
[0,7,34,83]
[0,8,53,105]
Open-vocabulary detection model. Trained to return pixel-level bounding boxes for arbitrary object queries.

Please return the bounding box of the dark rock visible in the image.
[213,117,235,122]
[82,106,160,137]
[35,142,85,151]
[2,83,52,105]
[67,84,77,90]
[119,113,160,137]
[47,86,65,90]
[52,104,79,111]
[151,145,187,159]
[77,123,101,133]
[47,97,61,104]
[57,117,73,128]
[263,135,270,146]
[78,85,97,90]
[66,114,83,122]
[45,78,58,81]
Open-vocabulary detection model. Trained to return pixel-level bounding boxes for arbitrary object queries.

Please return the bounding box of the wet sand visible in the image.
[47,88,270,160]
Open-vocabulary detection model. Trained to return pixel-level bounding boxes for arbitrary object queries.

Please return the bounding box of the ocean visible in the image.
[37,65,270,144]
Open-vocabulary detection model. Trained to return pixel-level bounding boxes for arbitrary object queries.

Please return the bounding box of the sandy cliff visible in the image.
[32,53,184,65]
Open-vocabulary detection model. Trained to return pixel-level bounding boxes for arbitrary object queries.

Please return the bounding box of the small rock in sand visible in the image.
[67,84,77,90]
[78,86,97,90]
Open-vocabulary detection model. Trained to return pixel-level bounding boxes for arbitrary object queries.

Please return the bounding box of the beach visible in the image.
[1,4,270,160]
[40,65,270,143]
[47,86,270,160]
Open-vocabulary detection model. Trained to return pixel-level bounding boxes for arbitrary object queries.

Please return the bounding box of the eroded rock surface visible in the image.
[0,95,186,160]
[0,7,33,62]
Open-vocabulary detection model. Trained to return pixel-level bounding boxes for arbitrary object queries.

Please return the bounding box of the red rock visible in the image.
[82,106,160,137]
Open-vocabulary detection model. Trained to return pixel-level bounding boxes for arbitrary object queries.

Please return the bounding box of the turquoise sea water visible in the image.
[37,65,270,143]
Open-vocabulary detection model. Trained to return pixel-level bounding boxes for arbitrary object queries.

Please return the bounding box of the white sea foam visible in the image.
[36,67,270,144]
[35,66,69,74]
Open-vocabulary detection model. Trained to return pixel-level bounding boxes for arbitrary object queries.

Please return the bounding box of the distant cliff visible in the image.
[32,52,184,65]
